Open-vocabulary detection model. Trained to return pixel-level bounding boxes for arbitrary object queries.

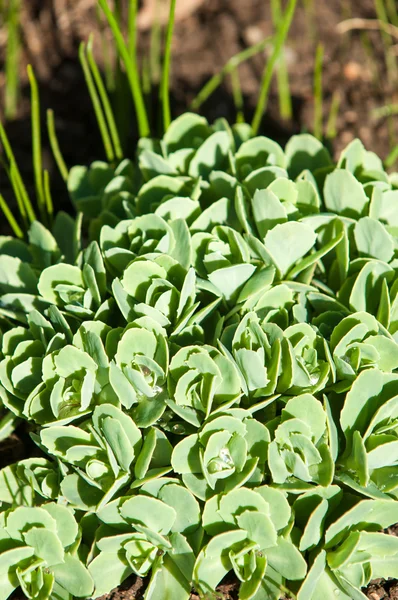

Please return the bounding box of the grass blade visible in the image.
[230,68,245,123]
[271,0,292,120]
[191,37,271,111]
[386,0,398,26]
[385,144,398,168]
[374,0,397,80]
[43,170,54,225]
[27,65,46,222]
[252,0,297,135]
[98,0,150,138]
[150,0,162,85]
[128,0,138,58]
[0,193,23,238]
[161,0,177,131]
[313,43,324,140]
[5,0,20,120]
[8,161,28,223]
[326,90,341,140]
[47,109,68,182]
[95,2,116,92]
[87,36,123,160]
[79,41,115,163]
[0,119,36,223]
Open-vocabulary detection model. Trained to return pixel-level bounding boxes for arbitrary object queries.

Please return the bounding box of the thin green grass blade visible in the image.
[161,0,177,131]
[388,112,397,155]
[43,169,53,225]
[27,65,46,222]
[0,192,23,238]
[230,68,245,123]
[0,156,26,225]
[386,0,398,26]
[313,43,324,140]
[374,0,397,80]
[95,3,116,92]
[303,0,315,39]
[98,0,150,138]
[87,36,123,160]
[360,31,378,85]
[112,0,131,148]
[46,109,68,182]
[385,144,398,168]
[79,41,115,163]
[191,37,271,111]
[271,0,292,120]
[150,0,162,85]
[326,90,341,140]
[7,160,28,224]
[5,0,20,120]
[0,119,36,223]
[372,103,398,119]
[128,0,138,58]
[142,55,152,97]
[251,0,297,135]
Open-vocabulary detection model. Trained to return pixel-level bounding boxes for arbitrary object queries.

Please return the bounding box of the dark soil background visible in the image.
[2,0,398,598]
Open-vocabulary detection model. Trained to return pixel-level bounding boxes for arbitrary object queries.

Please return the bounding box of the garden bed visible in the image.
[2,2,398,600]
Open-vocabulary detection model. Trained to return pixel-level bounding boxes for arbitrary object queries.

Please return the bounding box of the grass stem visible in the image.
[27,65,46,223]
[313,43,324,140]
[251,0,297,135]
[0,193,23,238]
[98,0,150,137]
[191,37,271,111]
[230,68,245,123]
[271,0,292,120]
[162,0,177,132]
[47,109,68,182]
[4,0,20,120]
[43,170,54,225]
[326,90,341,140]
[0,119,36,223]
[79,41,115,162]
[87,36,123,160]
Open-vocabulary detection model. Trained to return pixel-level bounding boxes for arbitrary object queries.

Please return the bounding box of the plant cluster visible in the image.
[2,114,398,599]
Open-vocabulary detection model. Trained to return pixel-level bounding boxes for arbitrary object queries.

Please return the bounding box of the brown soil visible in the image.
[2,1,398,599]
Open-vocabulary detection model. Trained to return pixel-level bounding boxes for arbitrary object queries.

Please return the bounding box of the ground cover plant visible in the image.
[3,1,398,600]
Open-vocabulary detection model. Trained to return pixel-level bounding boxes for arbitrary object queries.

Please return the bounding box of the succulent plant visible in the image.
[3,111,398,600]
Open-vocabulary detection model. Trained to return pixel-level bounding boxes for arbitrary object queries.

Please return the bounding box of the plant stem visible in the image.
[79,41,115,162]
[271,0,292,120]
[0,193,23,238]
[230,68,245,123]
[385,143,398,168]
[313,43,324,140]
[162,0,177,132]
[251,0,297,135]
[326,90,341,140]
[128,0,138,58]
[27,65,46,223]
[150,0,162,85]
[0,119,36,223]
[43,169,54,225]
[47,109,68,182]
[5,0,20,119]
[191,37,271,111]
[87,36,123,160]
[98,0,150,137]
[374,0,397,80]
